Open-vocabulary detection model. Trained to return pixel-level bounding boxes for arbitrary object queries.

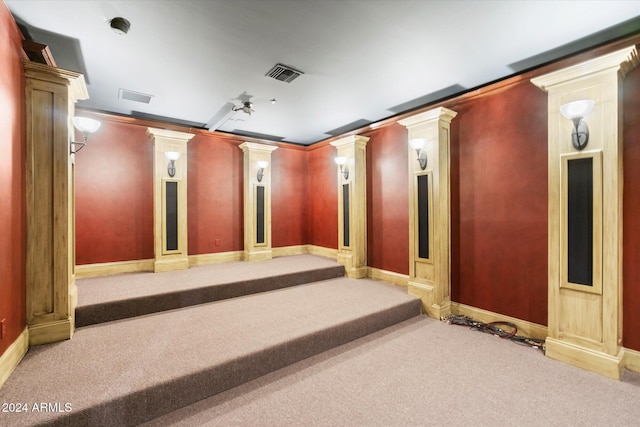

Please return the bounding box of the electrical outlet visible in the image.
[0,319,5,339]
[215,238,221,246]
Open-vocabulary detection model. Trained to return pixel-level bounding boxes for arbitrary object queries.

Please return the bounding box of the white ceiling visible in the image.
[6,0,640,145]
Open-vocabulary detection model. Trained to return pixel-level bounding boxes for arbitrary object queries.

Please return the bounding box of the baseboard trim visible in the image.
[188,251,244,267]
[75,259,154,278]
[272,245,309,257]
[368,267,408,287]
[307,245,338,259]
[0,328,28,390]
[624,347,640,374]
[450,302,548,340]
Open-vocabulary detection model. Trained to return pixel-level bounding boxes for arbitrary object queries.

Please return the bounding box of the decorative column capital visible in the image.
[147,127,196,143]
[239,141,279,153]
[398,107,458,129]
[330,134,370,149]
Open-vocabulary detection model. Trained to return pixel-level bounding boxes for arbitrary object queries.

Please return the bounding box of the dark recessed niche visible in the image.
[166,181,178,251]
[567,157,593,286]
[256,186,265,244]
[417,174,429,259]
[343,184,350,247]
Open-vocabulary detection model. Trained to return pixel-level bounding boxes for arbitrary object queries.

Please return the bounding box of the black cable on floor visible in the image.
[442,314,546,353]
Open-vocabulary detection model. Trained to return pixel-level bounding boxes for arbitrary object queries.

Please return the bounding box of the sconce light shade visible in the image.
[334,157,349,180]
[165,151,181,161]
[256,160,269,182]
[409,138,426,151]
[560,100,595,120]
[409,138,428,170]
[70,116,101,154]
[72,116,101,135]
[165,151,181,177]
[560,99,595,151]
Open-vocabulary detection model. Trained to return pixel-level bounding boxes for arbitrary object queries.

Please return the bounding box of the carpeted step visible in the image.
[76,254,345,327]
[0,277,420,426]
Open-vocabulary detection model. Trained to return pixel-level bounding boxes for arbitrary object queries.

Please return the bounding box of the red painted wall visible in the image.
[307,144,338,249]
[187,134,243,254]
[623,66,640,351]
[0,3,26,355]
[450,83,549,326]
[365,124,409,275]
[272,147,309,247]
[75,119,154,264]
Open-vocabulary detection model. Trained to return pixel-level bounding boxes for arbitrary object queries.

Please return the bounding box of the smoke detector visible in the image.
[110,17,130,35]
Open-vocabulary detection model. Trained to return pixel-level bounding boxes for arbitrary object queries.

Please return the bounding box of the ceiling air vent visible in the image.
[265,63,304,83]
[119,88,153,104]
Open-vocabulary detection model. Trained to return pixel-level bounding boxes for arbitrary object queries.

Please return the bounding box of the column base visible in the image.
[28,318,73,346]
[337,252,367,278]
[545,337,624,380]
[407,281,451,319]
[244,250,273,262]
[154,256,189,273]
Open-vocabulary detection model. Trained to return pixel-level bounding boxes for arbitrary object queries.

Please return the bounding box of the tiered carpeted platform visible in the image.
[75,255,346,327]
[0,255,421,426]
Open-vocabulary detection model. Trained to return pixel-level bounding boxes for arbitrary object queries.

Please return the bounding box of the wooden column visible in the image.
[330,135,369,278]
[399,107,457,319]
[25,62,88,345]
[240,142,278,261]
[532,46,639,379]
[148,128,194,272]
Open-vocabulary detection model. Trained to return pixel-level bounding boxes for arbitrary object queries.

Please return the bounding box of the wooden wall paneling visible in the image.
[24,61,88,345]
[148,127,194,272]
[330,135,369,278]
[532,45,639,379]
[239,142,278,261]
[399,107,457,319]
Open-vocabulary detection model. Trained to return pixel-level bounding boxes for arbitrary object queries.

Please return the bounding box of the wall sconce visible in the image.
[409,138,427,170]
[334,156,349,180]
[256,160,269,182]
[165,151,181,177]
[71,116,101,154]
[560,100,595,151]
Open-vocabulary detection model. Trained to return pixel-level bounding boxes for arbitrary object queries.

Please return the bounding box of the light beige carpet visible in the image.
[144,316,640,427]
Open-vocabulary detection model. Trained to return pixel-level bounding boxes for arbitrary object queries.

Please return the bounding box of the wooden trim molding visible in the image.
[272,245,309,258]
[367,267,409,288]
[0,328,28,390]
[188,252,244,267]
[75,259,155,278]
[307,245,338,259]
[22,40,57,66]
[624,348,640,374]
[451,302,548,341]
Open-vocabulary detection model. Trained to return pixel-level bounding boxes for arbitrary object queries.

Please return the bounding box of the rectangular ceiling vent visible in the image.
[265,63,304,83]
[119,88,153,104]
